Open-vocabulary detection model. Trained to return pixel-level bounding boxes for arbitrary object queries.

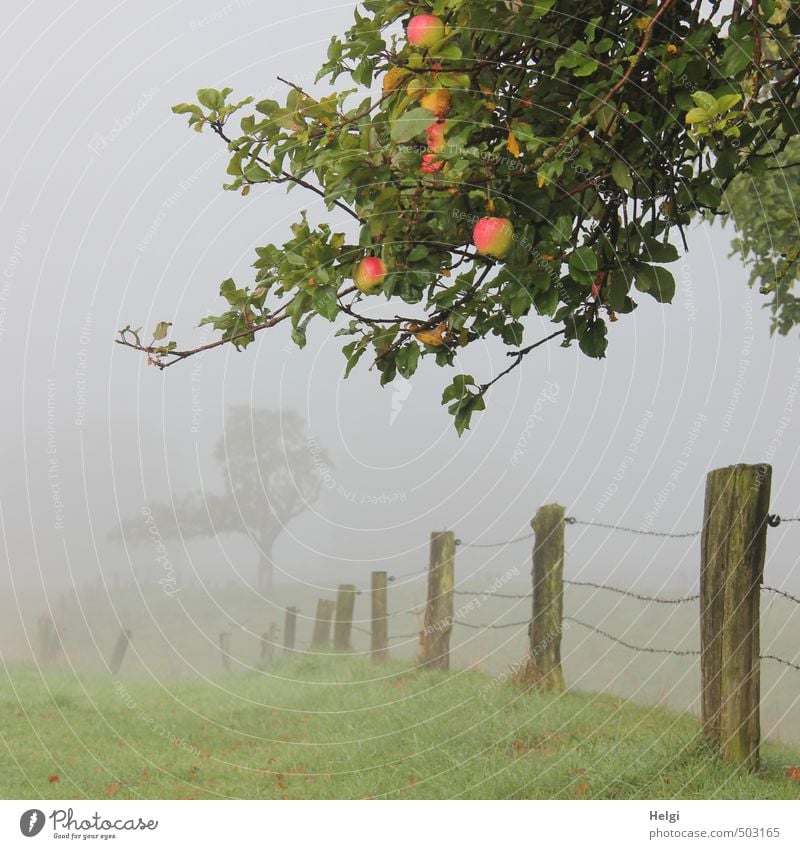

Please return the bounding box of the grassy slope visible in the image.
[1,655,798,800]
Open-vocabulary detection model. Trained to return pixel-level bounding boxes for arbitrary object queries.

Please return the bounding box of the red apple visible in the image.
[473,217,514,258]
[425,120,447,153]
[353,257,386,293]
[407,14,445,48]
[420,153,444,174]
[420,88,451,117]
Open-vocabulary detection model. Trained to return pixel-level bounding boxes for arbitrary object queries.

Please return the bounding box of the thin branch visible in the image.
[478,328,566,395]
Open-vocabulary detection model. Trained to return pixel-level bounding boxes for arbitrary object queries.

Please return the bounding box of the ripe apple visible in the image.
[473,217,514,258]
[420,153,444,174]
[407,14,445,48]
[425,120,447,153]
[420,88,451,117]
[353,257,386,294]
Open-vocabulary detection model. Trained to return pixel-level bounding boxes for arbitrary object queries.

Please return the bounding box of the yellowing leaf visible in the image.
[506,130,521,158]
[537,173,547,188]
[415,322,447,346]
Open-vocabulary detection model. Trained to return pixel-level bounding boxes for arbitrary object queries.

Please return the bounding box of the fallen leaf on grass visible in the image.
[576,781,590,796]
[407,775,419,786]
[106,781,121,797]
[786,767,800,781]
[48,774,59,784]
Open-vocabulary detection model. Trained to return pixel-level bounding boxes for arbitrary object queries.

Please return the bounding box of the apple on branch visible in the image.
[472,217,514,259]
[353,257,386,294]
[406,14,445,48]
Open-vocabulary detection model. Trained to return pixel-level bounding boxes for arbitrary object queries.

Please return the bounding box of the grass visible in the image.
[1,655,799,800]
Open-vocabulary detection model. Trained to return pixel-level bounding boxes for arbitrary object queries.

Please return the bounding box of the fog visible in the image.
[0,0,798,670]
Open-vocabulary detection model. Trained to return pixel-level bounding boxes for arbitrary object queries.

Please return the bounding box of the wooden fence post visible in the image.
[700,463,771,771]
[334,585,356,651]
[37,616,57,664]
[525,504,566,692]
[109,628,132,675]
[371,571,389,663]
[219,632,232,673]
[260,624,277,665]
[283,607,299,655]
[420,531,455,670]
[311,599,336,649]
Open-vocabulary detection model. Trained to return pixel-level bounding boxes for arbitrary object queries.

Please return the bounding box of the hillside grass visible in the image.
[1,655,799,800]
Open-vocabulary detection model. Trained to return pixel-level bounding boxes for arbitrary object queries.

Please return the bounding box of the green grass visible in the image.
[1,656,798,800]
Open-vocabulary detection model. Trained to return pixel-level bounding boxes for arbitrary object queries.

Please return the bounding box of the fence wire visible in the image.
[566,518,700,538]
[563,616,701,657]
[761,654,800,672]
[762,586,800,606]
[564,579,700,604]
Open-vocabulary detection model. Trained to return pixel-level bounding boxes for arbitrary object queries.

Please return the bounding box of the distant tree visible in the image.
[112,407,327,591]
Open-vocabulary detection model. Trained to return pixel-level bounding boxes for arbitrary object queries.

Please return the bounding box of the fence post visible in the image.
[37,616,57,664]
[311,599,336,649]
[700,463,771,771]
[525,504,566,692]
[219,632,232,674]
[334,585,356,651]
[109,628,132,675]
[283,607,299,655]
[260,624,277,665]
[420,531,455,670]
[371,571,389,663]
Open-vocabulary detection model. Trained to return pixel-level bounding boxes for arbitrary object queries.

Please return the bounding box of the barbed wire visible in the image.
[564,579,700,604]
[454,618,530,631]
[455,531,535,548]
[453,589,531,599]
[388,631,420,641]
[564,616,700,656]
[762,586,800,606]
[566,517,700,538]
[760,654,800,672]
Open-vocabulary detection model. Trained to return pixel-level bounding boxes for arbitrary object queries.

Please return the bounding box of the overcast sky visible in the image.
[1,0,798,609]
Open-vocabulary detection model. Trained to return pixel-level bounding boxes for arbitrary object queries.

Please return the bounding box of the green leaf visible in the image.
[313,286,339,321]
[390,107,434,144]
[691,91,718,115]
[578,318,607,358]
[152,321,172,341]
[197,88,225,111]
[685,107,710,124]
[641,237,679,263]
[611,158,633,190]
[633,264,676,303]
[569,246,598,283]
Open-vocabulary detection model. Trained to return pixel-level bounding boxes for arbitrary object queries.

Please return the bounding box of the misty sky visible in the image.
[1,0,798,609]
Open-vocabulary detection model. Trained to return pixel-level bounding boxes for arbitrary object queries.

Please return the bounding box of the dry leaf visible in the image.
[506,130,521,158]
[106,781,121,797]
[48,774,59,784]
[786,767,800,781]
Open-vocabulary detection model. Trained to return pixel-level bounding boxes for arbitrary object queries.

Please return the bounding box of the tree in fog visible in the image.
[112,407,327,591]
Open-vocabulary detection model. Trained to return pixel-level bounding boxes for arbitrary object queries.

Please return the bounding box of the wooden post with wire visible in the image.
[420,531,455,670]
[334,585,356,651]
[700,463,771,771]
[260,624,277,665]
[109,628,132,675]
[283,607,299,655]
[311,599,336,649]
[523,504,566,692]
[371,571,389,663]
